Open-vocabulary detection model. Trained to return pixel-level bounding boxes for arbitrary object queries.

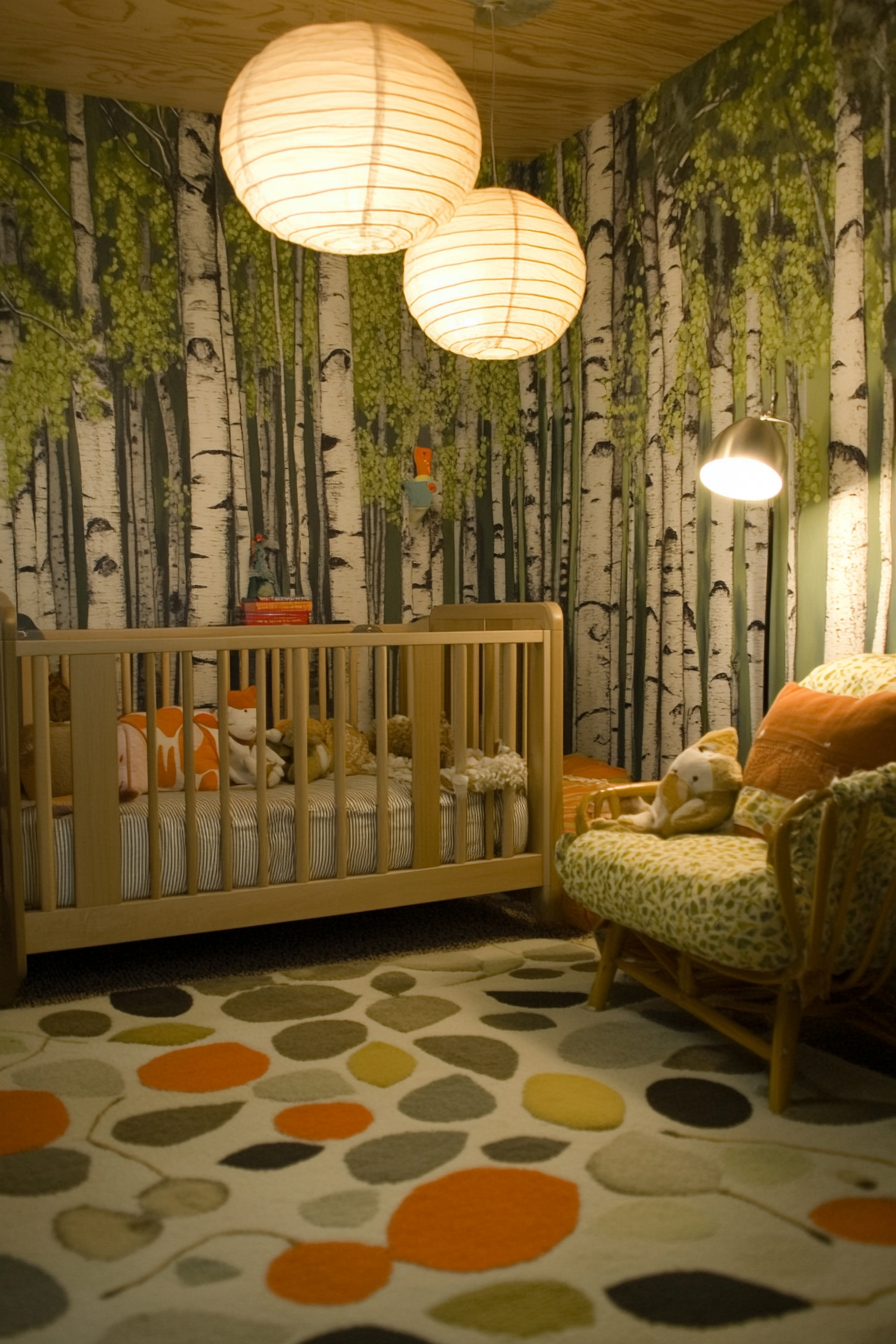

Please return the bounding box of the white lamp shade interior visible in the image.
[402,187,587,359]
[221,22,482,254]
[699,458,784,501]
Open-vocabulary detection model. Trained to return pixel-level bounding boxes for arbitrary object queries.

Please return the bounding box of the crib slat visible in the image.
[293,648,310,884]
[483,645,495,861]
[182,656,198,895]
[256,649,269,888]
[120,653,133,716]
[284,650,294,722]
[217,652,233,893]
[467,643,480,750]
[333,646,348,880]
[452,644,468,866]
[412,644,441,869]
[70,654,120,907]
[144,653,161,900]
[317,646,328,719]
[501,643,517,859]
[271,647,281,723]
[240,648,250,691]
[160,651,172,707]
[349,647,359,726]
[375,644,390,874]
[31,656,56,913]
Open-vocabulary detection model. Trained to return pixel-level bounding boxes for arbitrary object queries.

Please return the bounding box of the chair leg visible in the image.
[768,981,801,1114]
[588,921,625,1010]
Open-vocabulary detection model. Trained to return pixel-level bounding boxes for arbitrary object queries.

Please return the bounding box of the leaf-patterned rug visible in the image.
[1,939,895,1344]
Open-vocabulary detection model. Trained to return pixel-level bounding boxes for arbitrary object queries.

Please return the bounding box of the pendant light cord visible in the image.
[489,5,498,186]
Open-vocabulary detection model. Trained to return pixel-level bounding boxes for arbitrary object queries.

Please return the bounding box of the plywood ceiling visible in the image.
[0,0,788,160]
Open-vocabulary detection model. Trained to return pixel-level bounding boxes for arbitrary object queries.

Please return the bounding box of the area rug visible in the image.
[2,939,895,1344]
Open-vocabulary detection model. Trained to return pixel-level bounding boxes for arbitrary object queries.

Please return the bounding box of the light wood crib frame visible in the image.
[0,598,564,1004]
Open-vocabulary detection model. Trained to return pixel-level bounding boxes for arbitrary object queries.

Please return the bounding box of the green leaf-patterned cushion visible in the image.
[799,653,896,698]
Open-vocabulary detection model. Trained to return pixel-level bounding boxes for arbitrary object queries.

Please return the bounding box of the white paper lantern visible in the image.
[220,21,482,255]
[402,187,587,360]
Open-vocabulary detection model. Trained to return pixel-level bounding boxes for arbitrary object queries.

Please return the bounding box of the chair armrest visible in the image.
[575,780,659,834]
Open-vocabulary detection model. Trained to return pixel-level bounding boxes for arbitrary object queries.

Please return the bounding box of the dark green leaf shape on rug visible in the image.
[638,1006,708,1034]
[559,1021,679,1070]
[192,975,274,995]
[139,1178,229,1217]
[222,985,358,1022]
[273,1020,367,1061]
[112,1102,243,1147]
[481,1137,569,1164]
[371,971,416,995]
[110,987,193,1018]
[605,1270,809,1327]
[509,968,564,979]
[399,1074,496,1122]
[38,1009,111,1037]
[605,980,654,1006]
[283,961,377,981]
[54,1205,163,1260]
[11,1058,125,1096]
[0,1147,90,1196]
[415,1035,519,1080]
[646,1078,752,1128]
[570,960,600,973]
[176,1256,241,1286]
[111,1024,214,1047]
[367,996,460,1033]
[301,1329,433,1344]
[524,946,584,962]
[95,1310,292,1344]
[430,1280,594,1335]
[782,1098,896,1125]
[220,1142,323,1170]
[345,1130,467,1184]
[0,1255,68,1335]
[663,1044,765,1074]
[485,991,587,1009]
[480,1013,556,1032]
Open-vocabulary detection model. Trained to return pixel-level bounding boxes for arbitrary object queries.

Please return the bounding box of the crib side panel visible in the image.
[0,594,26,1002]
[70,654,122,907]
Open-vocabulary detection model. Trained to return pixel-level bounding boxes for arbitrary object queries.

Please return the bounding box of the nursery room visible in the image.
[1,0,896,1340]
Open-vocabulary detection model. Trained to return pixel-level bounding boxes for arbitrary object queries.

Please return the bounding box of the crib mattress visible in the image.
[21,777,528,910]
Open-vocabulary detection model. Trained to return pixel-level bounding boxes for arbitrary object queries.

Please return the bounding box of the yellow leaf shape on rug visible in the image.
[138,1043,269,1092]
[523,1073,624,1130]
[266,1241,393,1304]
[590,1198,717,1242]
[429,1280,595,1336]
[348,1042,417,1088]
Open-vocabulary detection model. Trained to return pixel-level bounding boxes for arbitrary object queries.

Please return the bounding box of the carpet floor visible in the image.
[2,921,896,1344]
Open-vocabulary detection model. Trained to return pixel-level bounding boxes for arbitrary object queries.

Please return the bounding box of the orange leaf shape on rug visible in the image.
[388,1166,579,1271]
[0,1090,68,1154]
[266,1242,393,1304]
[137,1042,269,1092]
[275,1102,374,1140]
[809,1197,896,1245]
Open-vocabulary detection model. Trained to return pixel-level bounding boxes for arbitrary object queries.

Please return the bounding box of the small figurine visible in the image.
[402,447,438,526]
[247,534,280,600]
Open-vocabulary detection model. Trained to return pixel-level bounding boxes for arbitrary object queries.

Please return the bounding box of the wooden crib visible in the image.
[0,598,564,1004]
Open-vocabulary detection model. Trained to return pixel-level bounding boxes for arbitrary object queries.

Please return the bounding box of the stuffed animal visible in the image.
[266,717,373,783]
[584,728,742,838]
[368,713,454,767]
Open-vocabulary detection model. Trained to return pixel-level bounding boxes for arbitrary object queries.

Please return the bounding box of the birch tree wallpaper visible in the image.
[0,0,893,778]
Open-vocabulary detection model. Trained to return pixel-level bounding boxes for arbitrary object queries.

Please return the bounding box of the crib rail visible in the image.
[0,599,562,995]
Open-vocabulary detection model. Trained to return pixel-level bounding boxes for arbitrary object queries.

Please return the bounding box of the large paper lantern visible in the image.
[220,21,482,255]
[402,187,587,360]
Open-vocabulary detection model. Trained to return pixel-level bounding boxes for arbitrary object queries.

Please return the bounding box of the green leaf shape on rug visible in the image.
[345,1130,467,1184]
[38,1009,111,1038]
[254,1068,356,1102]
[523,1073,624,1130]
[300,1331,430,1344]
[95,1310,293,1344]
[366,996,460,1033]
[176,1256,241,1286]
[138,1178,229,1218]
[0,1255,68,1334]
[348,1042,417,1088]
[414,1035,519,1080]
[468,956,526,978]
[605,1270,810,1327]
[222,985,359,1022]
[192,975,274,996]
[590,1198,717,1242]
[273,1020,368,1061]
[480,1013,555,1032]
[429,1281,594,1336]
[11,1058,125,1097]
[559,1020,682,1070]
[721,1146,813,1185]
[392,952,482,972]
[0,1147,90,1197]
[399,1074,496,1123]
[586,1132,721,1196]
[282,961,377,981]
[300,1188,380,1228]
[486,991,587,1009]
[111,1024,215,1047]
[523,945,587,962]
[371,971,416,996]
[53,1205,163,1260]
[0,1035,27,1055]
[111,1102,244,1147]
[481,1137,569,1165]
[782,1099,896,1126]
[663,1044,765,1074]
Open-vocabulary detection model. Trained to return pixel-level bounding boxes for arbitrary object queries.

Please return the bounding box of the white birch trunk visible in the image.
[874,66,893,654]
[518,357,541,599]
[543,350,554,601]
[558,333,573,606]
[490,410,506,603]
[32,430,54,627]
[177,109,234,643]
[270,232,296,596]
[825,75,868,661]
[47,435,73,628]
[400,301,416,622]
[681,375,702,741]
[708,325,735,730]
[65,93,127,628]
[785,369,799,681]
[318,252,366,624]
[576,115,615,758]
[0,213,17,605]
[128,384,157,627]
[153,371,186,624]
[12,475,39,624]
[217,209,251,606]
[640,167,665,778]
[657,167,684,769]
[743,287,768,739]
[293,247,311,600]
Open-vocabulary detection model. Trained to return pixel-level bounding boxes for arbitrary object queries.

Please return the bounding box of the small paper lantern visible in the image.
[220,21,482,255]
[402,187,587,360]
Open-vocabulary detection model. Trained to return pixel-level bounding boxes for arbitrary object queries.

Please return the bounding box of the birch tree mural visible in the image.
[0,0,892,775]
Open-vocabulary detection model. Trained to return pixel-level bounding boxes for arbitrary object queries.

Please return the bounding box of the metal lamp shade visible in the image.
[699,417,787,501]
[402,187,587,360]
[221,22,482,255]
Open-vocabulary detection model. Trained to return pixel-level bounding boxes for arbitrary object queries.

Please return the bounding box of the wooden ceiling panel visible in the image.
[0,0,789,159]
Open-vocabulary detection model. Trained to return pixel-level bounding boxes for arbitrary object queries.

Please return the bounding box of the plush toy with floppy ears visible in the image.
[584,728,743,838]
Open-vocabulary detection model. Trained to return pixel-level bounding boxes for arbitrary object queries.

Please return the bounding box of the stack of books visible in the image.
[238,598,313,626]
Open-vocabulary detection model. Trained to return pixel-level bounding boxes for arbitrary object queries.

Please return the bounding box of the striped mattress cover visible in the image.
[21,777,528,910]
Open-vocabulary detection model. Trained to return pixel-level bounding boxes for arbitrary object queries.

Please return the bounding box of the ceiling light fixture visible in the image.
[699,414,788,501]
[220,21,482,255]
